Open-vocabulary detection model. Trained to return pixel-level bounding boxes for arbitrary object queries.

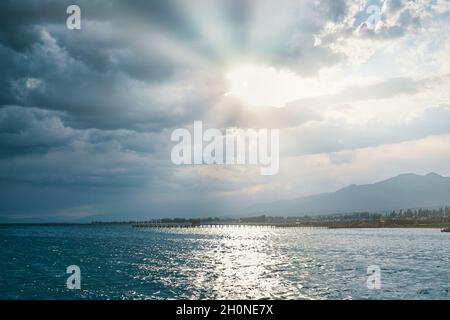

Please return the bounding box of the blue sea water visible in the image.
[0,225,449,300]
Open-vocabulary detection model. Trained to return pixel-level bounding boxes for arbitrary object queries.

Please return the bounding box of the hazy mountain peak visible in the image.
[246,173,450,216]
[425,172,443,178]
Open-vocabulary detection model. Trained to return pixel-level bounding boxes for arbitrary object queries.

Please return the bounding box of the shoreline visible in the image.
[1,222,450,230]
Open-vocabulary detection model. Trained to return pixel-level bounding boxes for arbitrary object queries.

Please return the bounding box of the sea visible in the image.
[0,224,449,300]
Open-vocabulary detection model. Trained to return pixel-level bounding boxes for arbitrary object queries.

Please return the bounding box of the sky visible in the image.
[0,0,450,221]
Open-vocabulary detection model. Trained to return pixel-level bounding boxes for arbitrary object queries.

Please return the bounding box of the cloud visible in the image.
[0,106,74,156]
[281,105,450,157]
[0,0,449,220]
[276,133,450,198]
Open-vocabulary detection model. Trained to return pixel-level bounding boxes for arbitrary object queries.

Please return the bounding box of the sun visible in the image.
[224,64,317,108]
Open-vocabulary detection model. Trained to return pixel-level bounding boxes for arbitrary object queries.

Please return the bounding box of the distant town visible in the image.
[92,206,450,229]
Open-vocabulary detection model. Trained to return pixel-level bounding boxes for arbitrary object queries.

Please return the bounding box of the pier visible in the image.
[131,221,326,229]
[94,209,450,230]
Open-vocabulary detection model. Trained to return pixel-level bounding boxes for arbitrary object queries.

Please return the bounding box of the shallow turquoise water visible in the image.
[0,225,449,299]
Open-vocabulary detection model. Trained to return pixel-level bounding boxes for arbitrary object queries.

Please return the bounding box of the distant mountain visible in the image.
[245,173,450,216]
[0,214,109,224]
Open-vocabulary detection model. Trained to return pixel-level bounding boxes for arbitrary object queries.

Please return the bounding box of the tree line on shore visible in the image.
[92,206,450,227]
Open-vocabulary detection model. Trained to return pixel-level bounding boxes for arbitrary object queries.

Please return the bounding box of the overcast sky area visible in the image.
[1,0,450,221]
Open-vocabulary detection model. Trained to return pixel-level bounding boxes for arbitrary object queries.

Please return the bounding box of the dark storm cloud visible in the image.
[0,28,223,131]
[0,106,168,158]
[0,0,67,52]
[0,0,353,133]
[0,0,224,131]
[0,0,198,51]
[0,105,171,219]
[0,106,74,156]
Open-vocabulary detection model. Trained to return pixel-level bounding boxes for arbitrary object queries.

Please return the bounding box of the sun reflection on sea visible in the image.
[166,226,312,299]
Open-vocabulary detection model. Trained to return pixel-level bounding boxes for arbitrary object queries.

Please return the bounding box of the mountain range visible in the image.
[245,173,450,216]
